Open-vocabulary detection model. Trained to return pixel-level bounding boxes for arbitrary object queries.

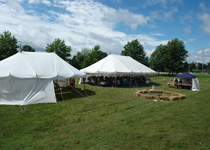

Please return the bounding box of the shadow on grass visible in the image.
[120,82,162,88]
[56,87,96,101]
[85,81,162,89]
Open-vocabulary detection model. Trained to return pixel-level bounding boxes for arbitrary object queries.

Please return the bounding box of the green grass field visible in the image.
[0,75,210,150]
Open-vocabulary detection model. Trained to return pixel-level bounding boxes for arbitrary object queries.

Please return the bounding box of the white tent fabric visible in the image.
[0,52,86,105]
[0,52,86,79]
[81,54,156,76]
[192,78,201,91]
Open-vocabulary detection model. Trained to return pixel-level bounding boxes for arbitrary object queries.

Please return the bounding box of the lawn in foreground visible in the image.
[0,75,210,150]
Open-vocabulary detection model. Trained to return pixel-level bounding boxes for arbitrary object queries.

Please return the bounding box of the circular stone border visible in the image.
[134,90,186,101]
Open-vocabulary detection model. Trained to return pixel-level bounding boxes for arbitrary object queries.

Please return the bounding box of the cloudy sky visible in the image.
[1,0,210,63]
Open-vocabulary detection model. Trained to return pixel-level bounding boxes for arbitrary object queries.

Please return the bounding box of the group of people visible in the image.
[54,78,76,89]
[86,76,149,87]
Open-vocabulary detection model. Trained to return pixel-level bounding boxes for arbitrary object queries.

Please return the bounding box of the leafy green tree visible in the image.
[70,48,90,69]
[206,62,210,70]
[150,44,167,73]
[190,62,196,71]
[150,38,188,75]
[81,45,107,68]
[22,45,35,52]
[121,39,149,66]
[165,38,188,74]
[46,38,71,62]
[0,31,19,60]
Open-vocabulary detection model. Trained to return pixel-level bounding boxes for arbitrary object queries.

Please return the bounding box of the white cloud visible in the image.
[109,9,149,30]
[42,0,51,6]
[179,11,194,25]
[199,2,209,12]
[150,33,165,36]
[28,0,40,4]
[142,0,182,8]
[198,13,210,34]
[150,7,178,22]
[183,26,191,34]
[164,7,178,19]
[0,0,169,56]
[189,48,210,64]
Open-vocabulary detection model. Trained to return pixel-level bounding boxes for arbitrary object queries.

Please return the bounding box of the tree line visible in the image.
[1,30,208,74]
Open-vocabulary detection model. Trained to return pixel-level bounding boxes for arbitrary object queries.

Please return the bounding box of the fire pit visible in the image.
[134,90,186,101]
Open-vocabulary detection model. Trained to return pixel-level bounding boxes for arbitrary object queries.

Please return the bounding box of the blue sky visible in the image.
[0,0,210,63]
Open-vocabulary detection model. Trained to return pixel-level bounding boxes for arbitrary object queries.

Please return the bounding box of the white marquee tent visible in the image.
[0,52,86,105]
[81,54,156,76]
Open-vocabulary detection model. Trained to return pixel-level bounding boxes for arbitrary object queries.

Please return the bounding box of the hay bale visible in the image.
[134,91,140,96]
[162,79,167,82]
[163,91,171,95]
[145,95,155,99]
[139,90,148,94]
[170,92,180,96]
[134,92,138,96]
[140,94,148,99]
[179,94,186,99]
[149,90,163,93]
[155,90,163,93]
[149,90,156,93]
[169,96,180,101]
[160,96,169,100]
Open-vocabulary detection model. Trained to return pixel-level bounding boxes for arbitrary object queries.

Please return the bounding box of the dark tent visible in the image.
[175,72,197,79]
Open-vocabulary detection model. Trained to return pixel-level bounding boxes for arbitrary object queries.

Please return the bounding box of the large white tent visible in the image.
[0,52,86,105]
[81,54,156,76]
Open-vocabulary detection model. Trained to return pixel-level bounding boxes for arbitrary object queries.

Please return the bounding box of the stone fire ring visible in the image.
[134,90,186,101]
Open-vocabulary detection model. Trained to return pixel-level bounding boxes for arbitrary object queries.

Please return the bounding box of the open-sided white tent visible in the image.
[81,54,156,76]
[0,52,86,105]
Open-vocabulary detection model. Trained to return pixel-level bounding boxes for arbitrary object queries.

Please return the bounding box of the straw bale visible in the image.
[134,91,140,96]
[170,92,180,96]
[160,96,169,100]
[163,91,171,95]
[169,96,180,101]
[140,94,148,99]
[179,94,186,99]
[139,90,148,94]
[162,79,167,82]
[145,95,155,99]
[150,90,163,93]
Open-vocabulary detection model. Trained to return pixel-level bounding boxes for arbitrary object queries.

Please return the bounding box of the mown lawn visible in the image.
[0,75,210,150]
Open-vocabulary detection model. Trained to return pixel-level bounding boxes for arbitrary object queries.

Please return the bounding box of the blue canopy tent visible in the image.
[175,72,197,79]
[173,72,201,91]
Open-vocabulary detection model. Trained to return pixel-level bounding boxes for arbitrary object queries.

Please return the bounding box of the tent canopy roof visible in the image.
[175,72,197,79]
[0,51,86,79]
[81,54,156,76]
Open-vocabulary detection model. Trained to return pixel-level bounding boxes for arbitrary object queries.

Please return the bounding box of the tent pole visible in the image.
[115,77,116,87]
[19,105,27,113]
[141,75,143,87]
[83,78,86,90]
[129,75,131,88]
[97,76,99,86]
[58,81,64,101]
